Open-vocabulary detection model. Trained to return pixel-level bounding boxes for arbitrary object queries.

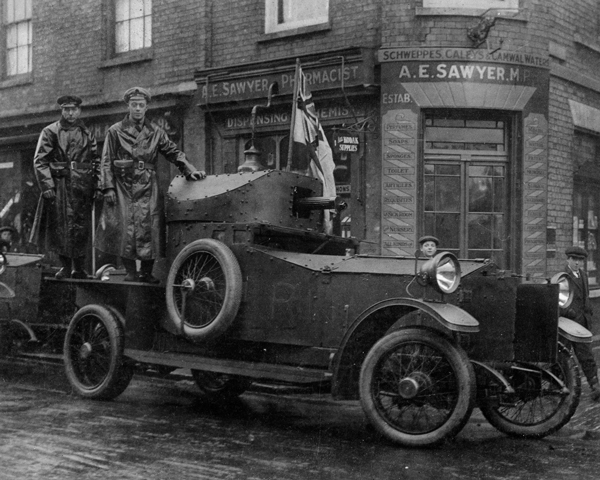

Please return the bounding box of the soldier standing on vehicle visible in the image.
[419,235,439,258]
[562,246,600,401]
[96,87,205,283]
[33,95,100,279]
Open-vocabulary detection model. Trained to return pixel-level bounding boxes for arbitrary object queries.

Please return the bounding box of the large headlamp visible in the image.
[550,272,574,309]
[417,252,461,294]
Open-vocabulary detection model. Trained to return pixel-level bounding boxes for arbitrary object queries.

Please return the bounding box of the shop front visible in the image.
[378,47,550,278]
[194,47,379,242]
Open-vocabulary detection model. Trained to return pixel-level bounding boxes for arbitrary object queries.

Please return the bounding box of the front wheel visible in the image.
[359,328,476,447]
[191,369,252,401]
[478,342,581,438]
[64,305,133,400]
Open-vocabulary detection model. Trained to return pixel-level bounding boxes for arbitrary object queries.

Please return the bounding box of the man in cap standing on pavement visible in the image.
[96,87,205,283]
[562,245,600,401]
[33,95,100,279]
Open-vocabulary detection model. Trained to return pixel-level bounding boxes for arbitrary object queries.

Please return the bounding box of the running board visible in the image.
[124,349,332,384]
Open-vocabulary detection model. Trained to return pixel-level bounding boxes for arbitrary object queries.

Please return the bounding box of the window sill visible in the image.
[259,22,331,43]
[574,33,600,55]
[99,48,153,69]
[0,72,33,90]
[415,7,528,22]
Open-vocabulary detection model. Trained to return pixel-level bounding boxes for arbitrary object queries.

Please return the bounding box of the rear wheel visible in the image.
[478,343,581,438]
[359,328,476,447]
[64,305,133,400]
[191,369,252,401]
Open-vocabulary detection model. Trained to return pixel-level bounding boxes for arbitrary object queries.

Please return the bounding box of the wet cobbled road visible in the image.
[2,358,600,480]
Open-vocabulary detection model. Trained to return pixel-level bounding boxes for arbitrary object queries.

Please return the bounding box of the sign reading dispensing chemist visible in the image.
[378,47,550,278]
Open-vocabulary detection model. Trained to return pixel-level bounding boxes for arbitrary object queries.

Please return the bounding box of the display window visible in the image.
[573,132,600,285]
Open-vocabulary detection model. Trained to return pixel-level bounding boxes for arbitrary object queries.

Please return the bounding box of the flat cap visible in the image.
[57,95,82,107]
[419,235,439,246]
[123,87,151,103]
[565,245,588,258]
[0,226,16,235]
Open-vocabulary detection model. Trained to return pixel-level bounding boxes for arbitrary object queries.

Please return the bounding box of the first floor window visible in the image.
[265,0,329,34]
[3,0,32,76]
[115,0,152,53]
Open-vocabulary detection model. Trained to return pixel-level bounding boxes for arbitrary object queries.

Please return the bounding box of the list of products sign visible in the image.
[381,109,418,256]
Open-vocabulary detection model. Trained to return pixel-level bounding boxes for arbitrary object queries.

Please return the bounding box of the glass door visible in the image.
[423,111,512,267]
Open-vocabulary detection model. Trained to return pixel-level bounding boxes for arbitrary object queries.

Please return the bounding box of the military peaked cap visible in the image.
[123,87,151,103]
[566,245,588,258]
[418,235,439,246]
[57,95,82,107]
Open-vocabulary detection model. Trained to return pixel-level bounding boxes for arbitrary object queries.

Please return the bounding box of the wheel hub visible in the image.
[79,342,93,360]
[198,276,215,291]
[398,372,432,399]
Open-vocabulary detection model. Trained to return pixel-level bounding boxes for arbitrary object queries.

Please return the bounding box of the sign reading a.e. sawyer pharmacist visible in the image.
[378,48,549,277]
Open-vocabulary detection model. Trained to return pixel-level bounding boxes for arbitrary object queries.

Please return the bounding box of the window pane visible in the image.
[17,45,28,74]
[468,214,492,249]
[130,0,145,19]
[144,15,152,47]
[25,0,32,19]
[116,0,128,21]
[17,21,29,46]
[129,17,144,50]
[7,49,17,76]
[469,177,493,212]
[6,25,17,48]
[14,0,25,22]
[115,22,129,53]
[6,0,15,22]
[425,213,460,249]
[435,176,460,211]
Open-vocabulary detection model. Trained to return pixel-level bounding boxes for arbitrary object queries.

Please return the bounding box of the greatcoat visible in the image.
[33,118,99,258]
[96,115,196,260]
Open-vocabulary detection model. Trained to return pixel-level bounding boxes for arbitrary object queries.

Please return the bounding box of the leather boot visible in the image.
[122,258,138,282]
[71,257,89,279]
[590,377,600,402]
[55,255,72,279]
[138,260,160,284]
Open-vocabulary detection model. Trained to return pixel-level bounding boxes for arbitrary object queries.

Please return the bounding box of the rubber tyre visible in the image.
[64,304,133,400]
[191,369,252,401]
[478,342,581,438]
[359,328,476,447]
[166,239,242,343]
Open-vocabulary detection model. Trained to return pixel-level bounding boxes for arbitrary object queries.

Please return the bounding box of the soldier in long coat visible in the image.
[33,95,99,279]
[96,87,204,283]
[561,245,600,401]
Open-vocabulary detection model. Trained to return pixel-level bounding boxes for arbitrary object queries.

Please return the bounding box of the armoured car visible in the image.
[0,169,591,447]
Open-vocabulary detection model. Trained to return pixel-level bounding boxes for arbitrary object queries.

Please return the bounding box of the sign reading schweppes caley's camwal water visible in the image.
[378,48,550,278]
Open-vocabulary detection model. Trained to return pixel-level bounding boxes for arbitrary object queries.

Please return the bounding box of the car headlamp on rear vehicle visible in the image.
[550,272,574,309]
[416,252,461,294]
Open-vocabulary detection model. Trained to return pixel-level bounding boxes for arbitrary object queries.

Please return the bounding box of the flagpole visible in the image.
[286,58,301,172]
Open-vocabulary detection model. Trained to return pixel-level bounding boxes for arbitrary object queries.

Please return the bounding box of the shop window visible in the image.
[114,0,152,54]
[265,0,329,34]
[573,132,600,286]
[423,112,512,267]
[2,0,32,76]
[422,0,518,9]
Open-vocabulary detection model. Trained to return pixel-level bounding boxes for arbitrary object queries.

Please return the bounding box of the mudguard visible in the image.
[558,316,592,343]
